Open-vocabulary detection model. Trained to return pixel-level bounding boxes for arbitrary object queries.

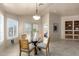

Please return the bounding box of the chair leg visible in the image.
[19,51,21,56]
[48,46,49,53]
[28,51,30,56]
[47,48,49,55]
[46,49,47,56]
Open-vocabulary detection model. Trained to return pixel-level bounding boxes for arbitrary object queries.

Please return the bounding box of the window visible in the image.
[0,15,4,43]
[33,24,39,32]
[24,23,32,42]
[7,18,18,39]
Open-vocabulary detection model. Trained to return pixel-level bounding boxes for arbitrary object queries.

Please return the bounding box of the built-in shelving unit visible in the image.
[74,21,79,39]
[65,21,73,39]
[65,21,79,40]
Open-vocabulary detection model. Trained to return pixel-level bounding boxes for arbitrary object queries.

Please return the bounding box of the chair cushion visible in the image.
[38,38,43,43]
[21,43,35,52]
[21,49,29,52]
[29,43,35,50]
[43,37,48,44]
[37,42,46,49]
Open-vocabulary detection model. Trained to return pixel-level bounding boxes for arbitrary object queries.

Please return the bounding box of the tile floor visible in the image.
[0,40,79,56]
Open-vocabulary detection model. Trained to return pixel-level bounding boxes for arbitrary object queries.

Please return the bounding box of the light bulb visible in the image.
[33,15,40,20]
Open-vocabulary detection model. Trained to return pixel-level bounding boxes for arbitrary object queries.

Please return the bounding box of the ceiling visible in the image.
[0,3,79,16]
[50,3,79,16]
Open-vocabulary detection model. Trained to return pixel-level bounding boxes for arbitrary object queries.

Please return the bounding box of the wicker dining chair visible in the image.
[19,39,35,56]
[37,37,50,56]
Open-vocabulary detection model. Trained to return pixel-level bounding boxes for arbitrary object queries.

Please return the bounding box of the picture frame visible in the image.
[53,23,58,32]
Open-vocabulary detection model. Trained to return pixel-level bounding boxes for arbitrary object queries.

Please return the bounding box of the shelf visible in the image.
[65,21,79,39]
[65,30,73,31]
[65,31,73,34]
[65,34,73,35]
[74,21,79,30]
[74,31,79,34]
[74,36,79,39]
[65,35,73,39]
[74,30,79,31]
[65,21,73,30]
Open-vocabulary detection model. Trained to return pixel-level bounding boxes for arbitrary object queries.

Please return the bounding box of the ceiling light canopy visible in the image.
[33,3,40,20]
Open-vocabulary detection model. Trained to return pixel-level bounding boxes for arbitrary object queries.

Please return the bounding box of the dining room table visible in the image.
[31,37,42,55]
[31,40,38,55]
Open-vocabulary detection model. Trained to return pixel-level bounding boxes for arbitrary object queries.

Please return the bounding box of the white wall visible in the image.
[49,13,61,40]
[41,12,61,41]
[42,13,49,25]
[41,13,49,38]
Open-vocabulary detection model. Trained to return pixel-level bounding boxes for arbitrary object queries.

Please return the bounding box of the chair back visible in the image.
[33,32,38,41]
[46,37,50,48]
[21,34,27,39]
[19,39,29,49]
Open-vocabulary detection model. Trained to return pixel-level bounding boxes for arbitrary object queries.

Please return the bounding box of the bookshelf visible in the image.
[65,21,73,39]
[74,21,79,39]
[65,21,79,40]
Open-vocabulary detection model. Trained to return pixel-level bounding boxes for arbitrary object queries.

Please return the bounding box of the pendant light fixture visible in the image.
[33,3,40,20]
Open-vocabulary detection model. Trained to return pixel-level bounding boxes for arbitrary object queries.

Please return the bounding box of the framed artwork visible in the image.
[53,23,58,32]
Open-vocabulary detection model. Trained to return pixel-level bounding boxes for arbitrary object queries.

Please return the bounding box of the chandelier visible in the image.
[33,3,40,20]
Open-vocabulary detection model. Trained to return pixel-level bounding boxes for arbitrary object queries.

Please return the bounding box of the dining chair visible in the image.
[19,39,35,56]
[37,37,50,56]
[21,34,27,39]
